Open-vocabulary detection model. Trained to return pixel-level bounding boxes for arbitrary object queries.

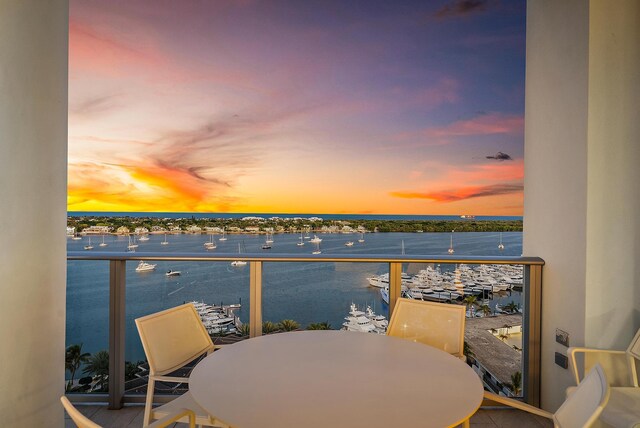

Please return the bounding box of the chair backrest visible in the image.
[135,303,214,376]
[61,396,101,428]
[554,364,609,428]
[387,298,465,357]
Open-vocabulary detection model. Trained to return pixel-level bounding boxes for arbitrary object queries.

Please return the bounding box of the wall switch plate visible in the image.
[555,328,570,347]
[555,352,568,369]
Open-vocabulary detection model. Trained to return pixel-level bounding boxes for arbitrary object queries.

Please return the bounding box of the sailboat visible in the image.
[448,232,455,254]
[204,234,216,249]
[304,228,311,240]
[401,240,405,255]
[99,234,108,247]
[83,237,93,250]
[498,232,505,250]
[127,235,138,251]
[161,233,169,245]
[312,241,321,255]
[297,231,304,246]
[358,232,365,243]
[219,229,227,241]
[265,231,274,244]
[231,242,247,267]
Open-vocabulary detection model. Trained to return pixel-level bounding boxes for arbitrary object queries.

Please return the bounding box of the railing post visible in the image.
[523,264,542,407]
[388,262,403,316]
[108,260,126,409]
[249,261,263,337]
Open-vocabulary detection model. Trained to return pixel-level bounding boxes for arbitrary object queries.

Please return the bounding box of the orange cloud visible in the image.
[391,183,523,202]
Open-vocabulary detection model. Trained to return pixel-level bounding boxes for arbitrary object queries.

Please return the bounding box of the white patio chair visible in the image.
[483,363,610,428]
[387,298,466,359]
[135,303,227,428]
[61,396,195,428]
[567,328,640,428]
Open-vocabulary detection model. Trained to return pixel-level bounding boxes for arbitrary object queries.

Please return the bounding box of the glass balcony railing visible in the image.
[65,251,543,409]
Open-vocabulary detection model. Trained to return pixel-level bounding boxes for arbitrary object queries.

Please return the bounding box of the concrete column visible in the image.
[524,0,640,410]
[0,1,69,425]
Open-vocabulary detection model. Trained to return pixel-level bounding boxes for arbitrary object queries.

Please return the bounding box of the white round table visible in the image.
[190,330,483,428]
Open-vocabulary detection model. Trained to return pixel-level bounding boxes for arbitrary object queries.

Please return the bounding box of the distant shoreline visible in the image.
[67,214,523,234]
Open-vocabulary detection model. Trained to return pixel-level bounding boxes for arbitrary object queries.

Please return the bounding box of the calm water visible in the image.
[66,231,523,362]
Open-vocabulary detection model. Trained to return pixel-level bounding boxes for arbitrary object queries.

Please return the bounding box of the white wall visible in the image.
[524,0,640,410]
[0,0,69,425]
[584,0,640,349]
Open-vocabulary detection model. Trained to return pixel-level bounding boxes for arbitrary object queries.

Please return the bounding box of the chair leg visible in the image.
[143,378,155,427]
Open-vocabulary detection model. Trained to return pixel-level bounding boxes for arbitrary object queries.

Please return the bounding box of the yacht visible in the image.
[342,305,378,333]
[365,306,388,331]
[345,241,354,247]
[138,235,149,242]
[231,242,247,266]
[83,237,93,250]
[135,261,157,272]
[127,235,138,250]
[165,270,181,276]
[204,235,216,249]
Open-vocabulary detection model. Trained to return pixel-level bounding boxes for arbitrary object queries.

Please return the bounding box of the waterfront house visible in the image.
[0,1,638,426]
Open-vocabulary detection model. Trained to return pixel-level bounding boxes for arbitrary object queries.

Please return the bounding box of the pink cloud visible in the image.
[390,183,523,203]
[424,113,523,138]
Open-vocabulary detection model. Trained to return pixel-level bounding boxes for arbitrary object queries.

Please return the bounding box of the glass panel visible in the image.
[262,261,388,333]
[66,259,110,394]
[125,260,249,396]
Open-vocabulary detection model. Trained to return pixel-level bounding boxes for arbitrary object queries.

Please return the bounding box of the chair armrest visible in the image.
[567,348,628,385]
[483,391,554,419]
[152,375,190,384]
[148,408,195,428]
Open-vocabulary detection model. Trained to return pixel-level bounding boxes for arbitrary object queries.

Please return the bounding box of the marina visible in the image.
[66,230,523,363]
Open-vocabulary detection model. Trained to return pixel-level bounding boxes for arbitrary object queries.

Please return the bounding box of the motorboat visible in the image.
[309,235,322,243]
[345,241,354,247]
[135,261,157,272]
[165,270,181,276]
[138,235,149,242]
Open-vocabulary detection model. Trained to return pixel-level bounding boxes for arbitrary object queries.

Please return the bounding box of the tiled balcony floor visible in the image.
[65,405,554,427]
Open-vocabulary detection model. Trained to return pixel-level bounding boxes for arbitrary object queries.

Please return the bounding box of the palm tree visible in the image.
[278,319,300,331]
[478,304,492,317]
[507,371,522,396]
[83,350,109,392]
[239,323,250,337]
[307,321,332,330]
[262,321,279,334]
[505,301,520,313]
[65,344,90,392]
[463,295,477,316]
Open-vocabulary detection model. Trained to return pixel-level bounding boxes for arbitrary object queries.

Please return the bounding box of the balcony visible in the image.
[65,250,544,411]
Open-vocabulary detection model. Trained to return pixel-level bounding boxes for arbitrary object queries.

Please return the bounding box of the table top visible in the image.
[190,330,483,428]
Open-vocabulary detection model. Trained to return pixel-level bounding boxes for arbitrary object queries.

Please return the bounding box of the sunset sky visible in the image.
[68,0,526,215]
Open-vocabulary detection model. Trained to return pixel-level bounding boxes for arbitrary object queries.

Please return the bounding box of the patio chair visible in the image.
[135,303,227,428]
[483,363,610,428]
[567,328,640,428]
[387,298,466,359]
[61,396,195,428]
